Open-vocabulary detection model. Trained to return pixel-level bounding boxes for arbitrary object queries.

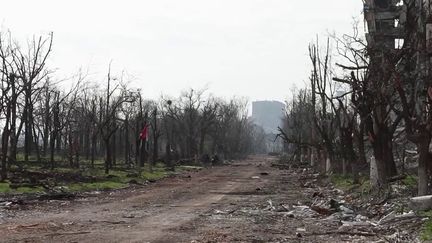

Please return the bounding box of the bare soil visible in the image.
[0,156,416,242]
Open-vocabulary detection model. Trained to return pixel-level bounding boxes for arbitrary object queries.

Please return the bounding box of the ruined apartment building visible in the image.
[364,0,432,51]
[363,0,405,49]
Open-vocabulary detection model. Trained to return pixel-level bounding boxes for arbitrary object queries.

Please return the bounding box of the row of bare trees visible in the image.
[279,3,432,196]
[0,32,267,180]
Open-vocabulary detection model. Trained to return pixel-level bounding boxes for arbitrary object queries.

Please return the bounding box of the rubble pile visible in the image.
[280,168,424,242]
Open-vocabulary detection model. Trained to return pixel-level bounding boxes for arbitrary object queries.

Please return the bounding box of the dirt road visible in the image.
[0,156,381,242]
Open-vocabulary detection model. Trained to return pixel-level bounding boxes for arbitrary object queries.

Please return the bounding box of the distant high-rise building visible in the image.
[252,100,285,134]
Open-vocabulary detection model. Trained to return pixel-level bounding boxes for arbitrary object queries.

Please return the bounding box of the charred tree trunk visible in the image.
[42,87,50,157]
[84,126,90,160]
[356,121,368,170]
[124,117,130,165]
[49,130,57,170]
[91,133,96,168]
[112,131,117,166]
[341,128,356,175]
[23,105,30,162]
[417,136,432,196]
[135,119,140,166]
[33,125,41,163]
[8,75,18,169]
[199,129,206,156]
[75,134,80,168]
[152,109,159,166]
[371,127,398,187]
[104,138,112,174]
[50,94,60,170]
[1,103,11,181]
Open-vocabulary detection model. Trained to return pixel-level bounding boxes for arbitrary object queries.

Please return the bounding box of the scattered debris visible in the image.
[261,166,423,241]
[296,227,306,238]
[213,209,236,215]
[286,205,318,218]
[338,221,372,231]
[310,205,333,216]
[265,200,276,211]
[339,205,354,214]
[377,211,417,225]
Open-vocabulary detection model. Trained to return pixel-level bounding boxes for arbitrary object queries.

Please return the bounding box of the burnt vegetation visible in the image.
[0,32,267,193]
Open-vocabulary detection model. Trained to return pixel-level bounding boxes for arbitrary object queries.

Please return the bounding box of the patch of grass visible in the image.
[3,160,197,194]
[15,186,44,193]
[155,162,166,168]
[65,163,172,192]
[359,179,372,194]
[420,211,432,241]
[331,174,355,191]
[142,170,167,181]
[139,163,169,180]
[67,181,128,192]
[0,181,44,194]
[15,154,39,162]
[0,182,12,193]
[422,221,432,241]
[403,175,418,188]
[420,211,432,218]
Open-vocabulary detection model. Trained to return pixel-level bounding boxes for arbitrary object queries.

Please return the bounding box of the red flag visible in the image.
[140,125,149,141]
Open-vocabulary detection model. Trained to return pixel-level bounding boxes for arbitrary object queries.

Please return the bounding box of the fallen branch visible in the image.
[372,190,391,206]
[387,175,407,183]
[310,230,377,237]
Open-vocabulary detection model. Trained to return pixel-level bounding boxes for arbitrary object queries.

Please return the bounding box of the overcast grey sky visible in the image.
[1,0,363,102]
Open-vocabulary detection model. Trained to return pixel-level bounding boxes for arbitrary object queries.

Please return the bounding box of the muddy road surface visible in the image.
[0,156,382,242]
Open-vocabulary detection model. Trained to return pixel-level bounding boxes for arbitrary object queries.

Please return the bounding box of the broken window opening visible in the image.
[395,0,403,7]
[375,0,390,9]
[395,38,404,49]
[394,18,400,28]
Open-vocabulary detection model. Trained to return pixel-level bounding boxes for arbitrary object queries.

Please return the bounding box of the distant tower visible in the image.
[251,101,285,134]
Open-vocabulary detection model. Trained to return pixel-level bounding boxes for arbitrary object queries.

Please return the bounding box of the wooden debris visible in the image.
[409,195,432,211]
[387,174,407,183]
